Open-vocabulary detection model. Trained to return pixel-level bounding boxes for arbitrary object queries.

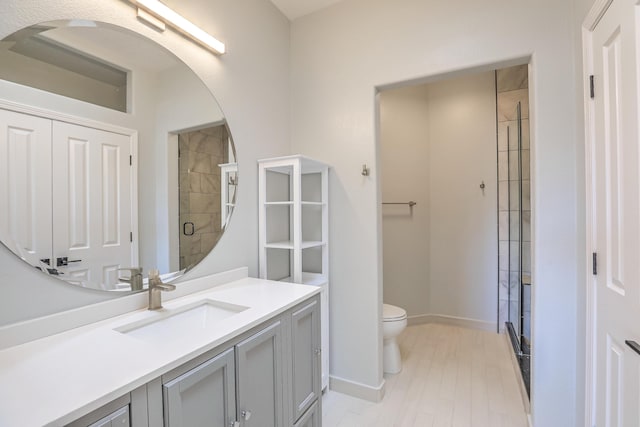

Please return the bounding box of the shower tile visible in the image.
[509,241,520,271]
[180,193,190,215]
[497,89,529,121]
[508,153,520,180]
[509,185,520,211]
[510,272,520,298]
[190,193,215,213]
[499,241,509,269]
[509,211,520,240]
[499,270,509,300]
[180,150,190,173]
[189,151,213,174]
[179,133,189,152]
[522,242,532,274]
[189,131,209,153]
[201,232,219,253]
[189,172,202,192]
[521,150,530,180]
[213,213,222,232]
[522,180,531,210]
[192,213,215,234]
[499,211,509,241]
[522,211,531,242]
[498,120,520,151]
[521,119,530,149]
[202,173,217,193]
[509,301,521,331]
[497,65,528,93]
[179,173,189,192]
[498,151,508,181]
[499,181,509,211]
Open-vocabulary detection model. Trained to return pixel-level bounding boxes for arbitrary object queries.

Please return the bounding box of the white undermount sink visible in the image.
[115,299,249,342]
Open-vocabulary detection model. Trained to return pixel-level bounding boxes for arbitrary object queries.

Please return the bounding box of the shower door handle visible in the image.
[626,340,640,356]
[183,222,195,236]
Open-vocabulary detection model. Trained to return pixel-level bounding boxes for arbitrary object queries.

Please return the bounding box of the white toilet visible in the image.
[383,303,408,374]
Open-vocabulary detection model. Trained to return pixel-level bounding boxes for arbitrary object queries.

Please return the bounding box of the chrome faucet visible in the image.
[148,269,176,310]
[118,267,144,291]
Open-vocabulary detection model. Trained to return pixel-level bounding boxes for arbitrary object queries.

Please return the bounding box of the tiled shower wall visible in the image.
[497,65,531,334]
[178,125,229,269]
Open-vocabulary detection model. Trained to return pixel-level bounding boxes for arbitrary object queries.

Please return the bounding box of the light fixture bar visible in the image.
[133,0,225,54]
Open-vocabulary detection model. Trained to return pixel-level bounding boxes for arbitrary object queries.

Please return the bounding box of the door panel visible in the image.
[0,109,52,267]
[163,348,236,427]
[591,0,640,425]
[52,121,133,289]
[291,299,320,422]
[236,321,283,427]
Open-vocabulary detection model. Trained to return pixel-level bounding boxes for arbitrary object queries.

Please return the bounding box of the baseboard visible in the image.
[329,375,386,403]
[407,313,496,332]
[503,332,531,415]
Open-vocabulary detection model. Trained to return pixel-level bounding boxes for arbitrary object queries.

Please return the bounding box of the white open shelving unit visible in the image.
[258,154,330,390]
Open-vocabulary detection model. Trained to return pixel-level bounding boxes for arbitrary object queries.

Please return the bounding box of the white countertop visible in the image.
[0,277,320,426]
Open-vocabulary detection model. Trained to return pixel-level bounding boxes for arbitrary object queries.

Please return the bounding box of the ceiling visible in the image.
[270,0,345,20]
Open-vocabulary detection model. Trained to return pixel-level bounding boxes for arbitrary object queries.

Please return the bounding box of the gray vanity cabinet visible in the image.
[290,299,321,423]
[293,401,320,427]
[162,348,236,427]
[236,320,284,427]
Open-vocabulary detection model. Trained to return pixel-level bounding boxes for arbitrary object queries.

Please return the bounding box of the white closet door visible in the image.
[590,0,640,425]
[52,121,133,289]
[0,109,52,267]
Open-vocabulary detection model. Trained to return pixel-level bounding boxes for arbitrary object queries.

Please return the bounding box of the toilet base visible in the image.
[383,338,402,374]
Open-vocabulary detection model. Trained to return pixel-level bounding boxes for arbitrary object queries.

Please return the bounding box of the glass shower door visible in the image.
[505,102,531,396]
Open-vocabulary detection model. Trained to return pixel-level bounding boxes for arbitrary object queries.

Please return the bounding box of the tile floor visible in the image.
[321,323,529,427]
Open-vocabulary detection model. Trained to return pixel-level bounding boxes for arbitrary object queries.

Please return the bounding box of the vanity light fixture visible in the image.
[131,0,226,54]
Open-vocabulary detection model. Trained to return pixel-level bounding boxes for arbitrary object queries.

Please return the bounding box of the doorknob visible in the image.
[241,409,252,420]
[56,256,82,267]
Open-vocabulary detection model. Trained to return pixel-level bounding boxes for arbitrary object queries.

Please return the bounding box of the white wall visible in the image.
[291,1,580,425]
[380,72,498,328]
[380,84,431,318]
[0,0,291,325]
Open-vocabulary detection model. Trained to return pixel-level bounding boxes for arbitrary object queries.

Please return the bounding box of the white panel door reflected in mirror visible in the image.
[0,20,236,292]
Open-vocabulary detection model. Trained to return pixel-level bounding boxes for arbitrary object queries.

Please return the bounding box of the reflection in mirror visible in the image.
[0,21,237,292]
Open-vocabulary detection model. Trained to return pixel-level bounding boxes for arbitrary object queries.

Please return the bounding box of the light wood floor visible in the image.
[321,323,529,427]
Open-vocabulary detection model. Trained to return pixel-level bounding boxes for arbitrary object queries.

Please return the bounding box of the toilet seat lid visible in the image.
[383,304,407,321]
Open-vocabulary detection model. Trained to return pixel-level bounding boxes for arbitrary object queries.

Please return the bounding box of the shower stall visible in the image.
[502,101,532,396]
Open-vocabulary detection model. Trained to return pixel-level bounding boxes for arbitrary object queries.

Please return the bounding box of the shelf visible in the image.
[280,273,328,286]
[264,240,326,250]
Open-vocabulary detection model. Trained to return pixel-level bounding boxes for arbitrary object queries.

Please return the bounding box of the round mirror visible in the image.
[0,21,237,292]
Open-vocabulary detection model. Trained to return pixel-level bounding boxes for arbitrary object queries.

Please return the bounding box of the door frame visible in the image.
[581,0,615,425]
[0,98,140,269]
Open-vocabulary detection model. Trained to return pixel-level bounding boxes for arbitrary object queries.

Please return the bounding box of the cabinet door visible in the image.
[236,321,284,427]
[293,401,320,427]
[291,300,321,422]
[163,348,236,427]
[65,395,130,427]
